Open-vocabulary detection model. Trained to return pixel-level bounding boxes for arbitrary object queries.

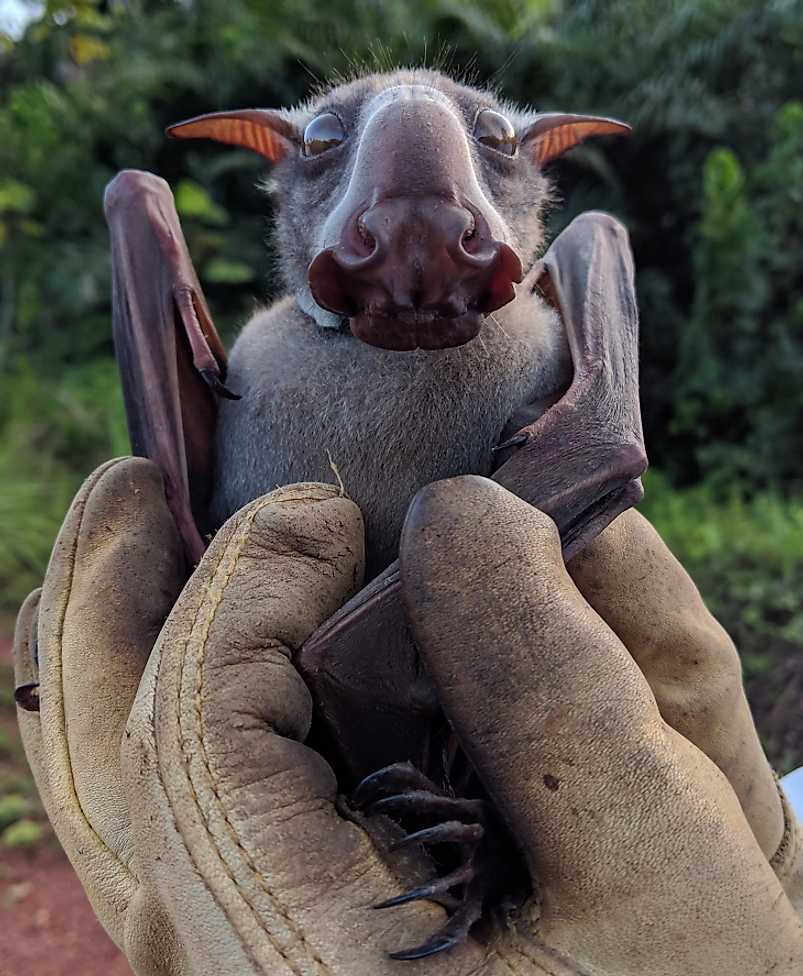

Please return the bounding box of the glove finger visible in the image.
[124,483,489,976]
[14,584,118,934]
[400,476,803,976]
[565,507,784,859]
[35,456,187,941]
[14,588,48,797]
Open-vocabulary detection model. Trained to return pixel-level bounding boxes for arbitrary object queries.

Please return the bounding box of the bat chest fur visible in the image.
[211,294,570,578]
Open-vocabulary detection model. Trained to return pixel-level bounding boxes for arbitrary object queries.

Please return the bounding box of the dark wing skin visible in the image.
[104,170,235,567]
[297,210,647,789]
[300,564,450,791]
[493,210,646,561]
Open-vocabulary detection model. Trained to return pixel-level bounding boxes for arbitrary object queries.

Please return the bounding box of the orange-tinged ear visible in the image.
[166,109,296,163]
[521,114,631,167]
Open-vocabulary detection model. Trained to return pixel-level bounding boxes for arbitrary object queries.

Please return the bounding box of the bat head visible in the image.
[167,71,629,351]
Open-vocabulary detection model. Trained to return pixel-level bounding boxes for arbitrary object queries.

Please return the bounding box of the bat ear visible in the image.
[166,109,296,163]
[521,114,631,167]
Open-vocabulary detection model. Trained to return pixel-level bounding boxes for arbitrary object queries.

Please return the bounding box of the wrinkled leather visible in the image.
[14,460,803,975]
[399,476,803,975]
[15,457,187,944]
[565,506,786,861]
[565,506,803,915]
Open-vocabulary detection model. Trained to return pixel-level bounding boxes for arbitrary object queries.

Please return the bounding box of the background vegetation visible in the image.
[1,0,803,831]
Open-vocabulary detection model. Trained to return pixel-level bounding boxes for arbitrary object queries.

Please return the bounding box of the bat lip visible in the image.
[308,236,521,350]
[349,309,484,350]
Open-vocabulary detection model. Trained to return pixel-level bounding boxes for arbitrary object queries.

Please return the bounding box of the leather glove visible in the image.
[564,501,803,908]
[14,458,803,975]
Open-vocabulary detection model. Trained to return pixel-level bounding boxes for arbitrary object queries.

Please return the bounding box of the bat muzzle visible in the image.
[308,196,522,351]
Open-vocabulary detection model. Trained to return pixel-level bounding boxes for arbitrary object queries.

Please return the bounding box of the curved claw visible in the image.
[374,863,475,910]
[364,791,486,822]
[374,885,442,910]
[389,933,465,962]
[200,368,241,400]
[394,820,484,850]
[354,761,505,961]
[352,761,447,807]
[388,897,484,961]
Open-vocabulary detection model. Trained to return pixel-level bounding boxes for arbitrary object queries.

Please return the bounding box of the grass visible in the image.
[0,358,128,610]
[640,470,803,664]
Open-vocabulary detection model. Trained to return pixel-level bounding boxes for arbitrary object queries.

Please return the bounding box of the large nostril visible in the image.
[308,248,361,317]
[460,213,479,254]
[435,204,495,267]
[356,214,377,255]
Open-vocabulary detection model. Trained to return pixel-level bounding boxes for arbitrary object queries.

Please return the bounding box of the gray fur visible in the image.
[210,72,572,578]
[212,294,569,577]
[269,70,554,330]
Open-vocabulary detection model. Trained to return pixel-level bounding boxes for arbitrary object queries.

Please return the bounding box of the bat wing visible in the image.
[104,170,235,566]
[297,564,450,791]
[297,210,647,787]
[492,210,647,561]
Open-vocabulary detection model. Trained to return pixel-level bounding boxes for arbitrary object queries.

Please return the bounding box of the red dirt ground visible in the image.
[0,634,133,976]
[0,844,133,976]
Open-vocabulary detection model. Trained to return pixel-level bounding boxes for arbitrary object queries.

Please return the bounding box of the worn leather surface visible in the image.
[565,506,786,860]
[12,460,549,974]
[15,457,187,944]
[15,461,803,974]
[399,475,803,976]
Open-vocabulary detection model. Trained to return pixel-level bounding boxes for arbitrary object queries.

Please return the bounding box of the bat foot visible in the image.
[352,761,524,960]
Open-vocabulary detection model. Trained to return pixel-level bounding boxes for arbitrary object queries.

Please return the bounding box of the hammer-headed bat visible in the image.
[103,68,646,958]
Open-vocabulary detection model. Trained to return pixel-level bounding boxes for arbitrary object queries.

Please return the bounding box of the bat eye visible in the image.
[303,113,345,157]
[474,110,517,156]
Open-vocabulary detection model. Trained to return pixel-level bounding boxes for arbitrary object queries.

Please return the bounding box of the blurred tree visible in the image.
[2,0,803,610]
[673,103,803,485]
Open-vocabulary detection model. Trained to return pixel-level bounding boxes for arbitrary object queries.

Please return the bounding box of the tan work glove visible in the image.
[564,501,803,908]
[14,459,803,975]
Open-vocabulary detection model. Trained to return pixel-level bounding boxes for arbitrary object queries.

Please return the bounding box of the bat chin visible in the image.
[349,309,484,351]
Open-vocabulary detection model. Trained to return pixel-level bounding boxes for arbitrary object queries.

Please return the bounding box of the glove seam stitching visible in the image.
[178,493,337,976]
[48,460,138,895]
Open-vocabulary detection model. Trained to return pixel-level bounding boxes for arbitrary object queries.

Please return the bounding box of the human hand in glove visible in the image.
[13,457,803,976]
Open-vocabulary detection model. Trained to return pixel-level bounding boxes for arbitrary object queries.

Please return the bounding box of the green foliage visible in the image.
[0,358,127,608]
[672,102,803,484]
[1,3,803,747]
[641,470,803,656]
[639,470,803,769]
[537,1,803,484]
[1,818,45,848]
[0,793,31,829]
